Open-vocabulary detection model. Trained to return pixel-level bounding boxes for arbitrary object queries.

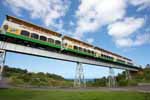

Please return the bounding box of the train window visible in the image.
[102,54,106,57]
[127,62,133,65]
[68,45,72,48]
[40,36,47,41]
[83,48,87,52]
[64,43,67,47]
[101,54,113,60]
[21,30,30,37]
[3,24,8,31]
[117,59,125,63]
[31,33,39,39]
[88,50,91,53]
[55,40,61,45]
[48,38,54,44]
[109,57,112,59]
[91,51,94,54]
[79,47,82,51]
[74,46,78,50]
[85,49,88,53]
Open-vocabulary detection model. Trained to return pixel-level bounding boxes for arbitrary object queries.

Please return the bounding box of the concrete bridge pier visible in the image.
[74,62,86,88]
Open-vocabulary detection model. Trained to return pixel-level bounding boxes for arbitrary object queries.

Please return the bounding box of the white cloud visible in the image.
[108,17,144,38]
[115,33,150,48]
[4,0,70,28]
[74,0,127,39]
[128,0,150,11]
[108,17,146,48]
[134,33,150,46]
[86,38,94,44]
[115,38,133,47]
[73,0,148,48]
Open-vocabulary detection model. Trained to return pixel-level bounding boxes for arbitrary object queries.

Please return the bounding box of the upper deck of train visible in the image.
[6,15,62,37]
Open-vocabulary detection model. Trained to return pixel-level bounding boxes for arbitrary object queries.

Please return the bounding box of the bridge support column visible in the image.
[125,70,131,80]
[0,50,6,80]
[108,67,116,88]
[74,62,86,88]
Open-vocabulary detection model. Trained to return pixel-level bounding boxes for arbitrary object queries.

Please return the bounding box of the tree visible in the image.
[146,64,150,68]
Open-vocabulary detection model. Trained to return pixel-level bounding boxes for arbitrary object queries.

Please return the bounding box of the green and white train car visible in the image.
[0,15,134,67]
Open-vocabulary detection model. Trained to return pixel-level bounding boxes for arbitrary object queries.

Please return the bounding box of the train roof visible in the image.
[6,15,62,37]
[63,35,94,47]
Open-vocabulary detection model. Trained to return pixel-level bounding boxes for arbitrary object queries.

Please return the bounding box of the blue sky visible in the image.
[0,0,150,79]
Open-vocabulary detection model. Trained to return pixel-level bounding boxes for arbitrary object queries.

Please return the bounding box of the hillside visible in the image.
[1,64,150,88]
[3,65,73,87]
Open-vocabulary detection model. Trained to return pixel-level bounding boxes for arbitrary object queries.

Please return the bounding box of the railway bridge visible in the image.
[0,40,140,87]
[0,15,140,88]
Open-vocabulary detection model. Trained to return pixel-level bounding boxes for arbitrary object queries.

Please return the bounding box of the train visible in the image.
[0,15,134,66]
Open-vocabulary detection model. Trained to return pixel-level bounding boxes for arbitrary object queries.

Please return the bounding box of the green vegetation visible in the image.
[87,64,150,87]
[116,64,150,86]
[1,65,150,100]
[87,77,107,87]
[2,64,150,87]
[133,64,150,83]
[0,88,149,100]
[3,65,73,87]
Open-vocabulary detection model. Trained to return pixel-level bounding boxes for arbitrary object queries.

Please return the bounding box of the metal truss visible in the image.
[0,50,6,80]
[125,70,132,80]
[108,67,116,88]
[74,62,86,88]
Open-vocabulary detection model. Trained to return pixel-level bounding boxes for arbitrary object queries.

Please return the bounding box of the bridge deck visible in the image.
[0,40,139,71]
[0,33,139,68]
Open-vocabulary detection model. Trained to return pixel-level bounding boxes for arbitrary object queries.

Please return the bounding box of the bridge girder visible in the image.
[0,41,139,71]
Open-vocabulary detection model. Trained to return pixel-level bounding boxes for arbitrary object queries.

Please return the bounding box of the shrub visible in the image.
[118,80,128,86]
[128,80,137,86]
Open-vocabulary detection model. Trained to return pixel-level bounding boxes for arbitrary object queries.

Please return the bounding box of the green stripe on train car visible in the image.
[64,48,94,57]
[64,48,125,65]
[5,32,61,49]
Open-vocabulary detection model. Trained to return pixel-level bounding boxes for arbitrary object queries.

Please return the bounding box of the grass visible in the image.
[0,88,150,100]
